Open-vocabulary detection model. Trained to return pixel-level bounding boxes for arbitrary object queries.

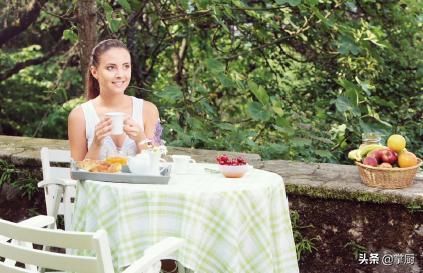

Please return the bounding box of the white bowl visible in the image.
[218,164,251,178]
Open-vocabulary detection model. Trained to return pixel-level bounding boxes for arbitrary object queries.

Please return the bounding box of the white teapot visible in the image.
[127,151,163,175]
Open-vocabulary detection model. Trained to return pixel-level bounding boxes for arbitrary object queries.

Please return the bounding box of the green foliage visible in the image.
[0,47,83,137]
[406,203,423,213]
[290,210,317,260]
[148,0,422,162]
[0,159,39,199]
[37,97,85,139]
[0,159,14,191]
[344,241,367,260]
[10,178,38,200]
[1,0,422,164]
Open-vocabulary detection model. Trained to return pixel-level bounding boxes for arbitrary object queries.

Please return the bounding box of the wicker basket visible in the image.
[355,159,422,189]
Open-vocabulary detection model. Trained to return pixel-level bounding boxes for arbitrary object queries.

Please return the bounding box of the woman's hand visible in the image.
[92,117,113,147]
[124,116,147,144]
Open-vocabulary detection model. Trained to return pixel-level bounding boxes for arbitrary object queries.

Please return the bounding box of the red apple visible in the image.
[367,149,383,163]
[363,156,378,167]
[380,149,398,164]
[379,162,393,168]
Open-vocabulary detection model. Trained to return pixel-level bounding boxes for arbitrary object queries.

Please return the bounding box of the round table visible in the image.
[72,163,299,273]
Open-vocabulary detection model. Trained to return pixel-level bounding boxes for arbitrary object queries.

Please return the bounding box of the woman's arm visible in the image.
[68,107,112,160]
[142,101,160,140]
[68,107,89,161]
[137,101,159,152]
[123,100,160,153]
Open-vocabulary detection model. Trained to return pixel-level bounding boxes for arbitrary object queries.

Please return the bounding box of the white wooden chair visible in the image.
[0,215,184,273]
[38,147,77,230]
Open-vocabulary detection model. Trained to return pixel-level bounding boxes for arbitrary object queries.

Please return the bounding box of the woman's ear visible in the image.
[90,66,98,79]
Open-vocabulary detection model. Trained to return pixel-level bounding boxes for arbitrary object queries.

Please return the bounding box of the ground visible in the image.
[290,195,422,273]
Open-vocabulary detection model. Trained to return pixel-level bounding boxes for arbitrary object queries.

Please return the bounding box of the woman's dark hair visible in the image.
[86,39,129,100]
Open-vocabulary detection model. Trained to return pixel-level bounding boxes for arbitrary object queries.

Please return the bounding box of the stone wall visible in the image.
[0,135,422,273]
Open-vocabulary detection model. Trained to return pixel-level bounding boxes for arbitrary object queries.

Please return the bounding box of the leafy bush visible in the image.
[1,0,421,163]
[0,46,82,138]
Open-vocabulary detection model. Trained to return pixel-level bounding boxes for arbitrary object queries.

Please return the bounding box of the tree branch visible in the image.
[172,37,188,87]
[0,0,48,47]
[39,6,77,23]
[0,41,65,82]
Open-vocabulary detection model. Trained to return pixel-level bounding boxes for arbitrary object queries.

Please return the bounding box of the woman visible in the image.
[68,39,159,160]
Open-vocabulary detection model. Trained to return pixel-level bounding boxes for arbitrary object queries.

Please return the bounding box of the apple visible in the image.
[367,149,383,163]
[363,156,378,167]
[379,162,393,168]
[380,149,398,164]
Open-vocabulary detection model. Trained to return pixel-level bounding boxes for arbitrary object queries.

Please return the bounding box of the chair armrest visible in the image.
[121,237,184,273]
[18,215,56,228]
[38,178,77,188]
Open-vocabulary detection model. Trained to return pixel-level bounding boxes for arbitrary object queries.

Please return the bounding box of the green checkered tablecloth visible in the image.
[72,163,299,273]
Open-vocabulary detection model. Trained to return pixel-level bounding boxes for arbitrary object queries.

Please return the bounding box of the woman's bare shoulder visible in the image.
[143,100,159,115]
[68,105,84,121]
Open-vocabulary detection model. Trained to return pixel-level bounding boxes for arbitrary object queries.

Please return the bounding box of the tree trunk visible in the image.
[77,0,97,94]
[172,38,188,88]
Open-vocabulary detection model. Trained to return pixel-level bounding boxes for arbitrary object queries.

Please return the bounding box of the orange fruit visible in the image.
[387,134,406,152]
[397,151,417,168]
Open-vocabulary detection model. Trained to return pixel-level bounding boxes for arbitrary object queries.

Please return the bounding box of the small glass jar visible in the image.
[359,132,382,149]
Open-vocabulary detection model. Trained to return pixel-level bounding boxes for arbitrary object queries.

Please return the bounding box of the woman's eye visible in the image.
[124,64,131,69]
[106,66,114,71]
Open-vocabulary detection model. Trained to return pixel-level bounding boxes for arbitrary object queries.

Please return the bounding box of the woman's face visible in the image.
[90,47,131,95]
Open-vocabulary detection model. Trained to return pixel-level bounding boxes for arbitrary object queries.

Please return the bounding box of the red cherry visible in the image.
[216,154,248,165]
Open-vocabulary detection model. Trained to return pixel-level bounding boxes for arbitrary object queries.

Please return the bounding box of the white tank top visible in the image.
[81,96,144,159]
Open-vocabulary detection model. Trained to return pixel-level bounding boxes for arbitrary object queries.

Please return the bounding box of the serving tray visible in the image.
[71,163,172,184]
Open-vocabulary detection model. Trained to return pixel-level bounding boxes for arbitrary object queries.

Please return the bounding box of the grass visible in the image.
[290,210,318,260]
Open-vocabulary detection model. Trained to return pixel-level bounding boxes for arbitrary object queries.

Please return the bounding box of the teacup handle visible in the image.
[189,159,196,163]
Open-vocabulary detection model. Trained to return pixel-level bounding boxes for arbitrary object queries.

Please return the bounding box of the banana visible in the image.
[348,144,387,162]
[358,144,386,158]
[348,149,362,161]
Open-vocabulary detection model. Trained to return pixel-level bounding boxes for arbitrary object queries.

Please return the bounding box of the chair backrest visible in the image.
[0,217,115,273]
[0,217,184,273]
[40,147,72,181]
[40,147,77,230]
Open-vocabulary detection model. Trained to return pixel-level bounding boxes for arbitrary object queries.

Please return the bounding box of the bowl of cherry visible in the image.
[216,154,251,178]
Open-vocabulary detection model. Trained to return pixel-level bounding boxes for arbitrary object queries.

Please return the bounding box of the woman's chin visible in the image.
[109,87,127,94]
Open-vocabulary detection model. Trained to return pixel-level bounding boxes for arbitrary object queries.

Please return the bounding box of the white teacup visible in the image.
[171,155,196,174]
[128,151,167,176]
[128,153,150,175]
[105,112,125,135]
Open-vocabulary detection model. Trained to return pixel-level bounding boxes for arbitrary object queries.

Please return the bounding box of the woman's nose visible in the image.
[114,68,123,77]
